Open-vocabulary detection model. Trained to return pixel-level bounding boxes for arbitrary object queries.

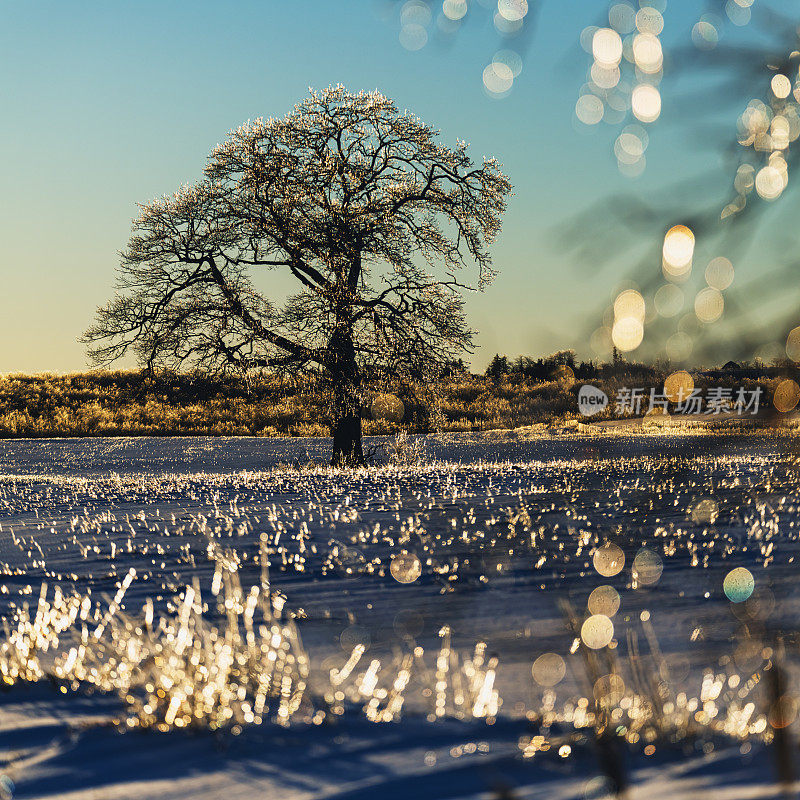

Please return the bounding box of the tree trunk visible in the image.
[328,326,364,467]
[331,411,363,467]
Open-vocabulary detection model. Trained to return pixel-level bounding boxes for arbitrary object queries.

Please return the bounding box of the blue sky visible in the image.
[0,0,790,372]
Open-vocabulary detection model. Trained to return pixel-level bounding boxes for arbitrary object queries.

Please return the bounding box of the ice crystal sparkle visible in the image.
[0,434,797,764]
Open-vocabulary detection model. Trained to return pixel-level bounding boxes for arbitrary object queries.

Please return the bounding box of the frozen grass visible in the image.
[1,434,799,798]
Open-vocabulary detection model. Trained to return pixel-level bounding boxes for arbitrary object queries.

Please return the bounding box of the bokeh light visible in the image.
[613,288,645,322]
[493,49,523,78]
[593,28,623,68]
[773,379,800,413]
[483,62,514,95]
[662,225,695,277]
[588,585,621,616]
[692,19,719,50]
[576,94,604,125]
[723,567,755,603]
[705,257,735,291]
[726,0,752,25]
[785,326,800,361]
[401,0,432,26]
[609,3,636,34]
[592,62,621,90]
[593,542,625,577]
[666,331,693,361]
[612,316,644,351]
[390,552,422,583]
[593,673,626,708]
[632,548,663,585]
[771,73,792,100]
[755,165,784,200]
[531,652,566,687]
[340,625,371,651]
[691,497,719,524]
[590,325,613,357]
[734,163,756,195]
[654,283,684,318]
[664,371,694,403]
[612,288,645,352]
[631,83,661,123]
[580,25,600,54]
[771,115,791,151]
[695,287,724,323]
[399,23,428,51]
[632,33,663,74]
[636,6,664,35]
[442,0,468,21]
[581,614,615,649]
[494,10,522,34]
[769,696,798,730]
[615,126,648,174]
[497,0,528,23]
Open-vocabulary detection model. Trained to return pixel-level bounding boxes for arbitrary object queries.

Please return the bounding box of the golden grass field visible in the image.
[0,367,783,438]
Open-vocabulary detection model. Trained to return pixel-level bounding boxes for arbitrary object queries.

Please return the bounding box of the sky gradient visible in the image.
[0,0,790,373]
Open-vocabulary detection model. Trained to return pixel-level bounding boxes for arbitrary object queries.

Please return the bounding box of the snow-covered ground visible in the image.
[0,431,798,799]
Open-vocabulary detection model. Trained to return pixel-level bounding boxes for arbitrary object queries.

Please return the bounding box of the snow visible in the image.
[0,431,797,799]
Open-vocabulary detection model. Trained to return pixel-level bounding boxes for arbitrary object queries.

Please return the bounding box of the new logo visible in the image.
[578,385,609,417]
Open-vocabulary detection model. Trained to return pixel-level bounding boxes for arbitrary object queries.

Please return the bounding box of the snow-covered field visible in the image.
[0,432,798,799]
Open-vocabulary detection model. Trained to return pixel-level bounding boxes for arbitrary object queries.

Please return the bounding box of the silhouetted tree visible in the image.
[83,86,511,465]
[485,353,510,382]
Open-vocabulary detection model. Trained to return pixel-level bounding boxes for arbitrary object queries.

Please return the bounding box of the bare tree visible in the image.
[83,86,511,465]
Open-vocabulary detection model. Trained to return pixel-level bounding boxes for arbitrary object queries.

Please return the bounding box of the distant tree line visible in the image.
[478,349,800,384]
